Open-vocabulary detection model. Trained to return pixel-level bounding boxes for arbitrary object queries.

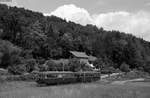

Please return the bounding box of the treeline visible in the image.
[0,4,150,74]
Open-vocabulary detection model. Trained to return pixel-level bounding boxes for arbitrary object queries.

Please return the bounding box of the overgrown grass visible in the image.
[0,81,150,98]
[0,70,150,98]
[0,75,6,84]
[0,77,4,84]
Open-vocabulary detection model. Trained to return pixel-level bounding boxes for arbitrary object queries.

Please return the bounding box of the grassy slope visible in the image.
[0,81,150,98]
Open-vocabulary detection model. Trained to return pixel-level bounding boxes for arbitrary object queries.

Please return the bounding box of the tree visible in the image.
[0,40,22,68]
[1,4,150,73]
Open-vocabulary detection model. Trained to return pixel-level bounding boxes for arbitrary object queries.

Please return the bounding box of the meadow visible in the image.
[0,81,150,98]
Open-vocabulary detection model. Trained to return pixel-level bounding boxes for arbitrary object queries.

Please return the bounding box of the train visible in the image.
[35,71,101,85]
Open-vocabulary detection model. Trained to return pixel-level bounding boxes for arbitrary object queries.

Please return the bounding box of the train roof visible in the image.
[34,71,100,74]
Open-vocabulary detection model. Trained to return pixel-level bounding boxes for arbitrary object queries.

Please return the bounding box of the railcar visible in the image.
[35,71,101,85]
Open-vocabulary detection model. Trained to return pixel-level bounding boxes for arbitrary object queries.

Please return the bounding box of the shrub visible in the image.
[38,60,69,71]
[46,60,57,71]
[120,62,130,73]
[68,59,91,72]
[68,59,82,72]
[81,62,92,71]
[24,59,37,72]
[7,64,26,75]
[37,64,49,72]
[37,57,46,65]
[7,58,38,74]
[0,76,5,84]
[93,58,104,69]
[101,67,116,74]
[144,61,150,73]
[5,73,36,81]
[54,63,65,71]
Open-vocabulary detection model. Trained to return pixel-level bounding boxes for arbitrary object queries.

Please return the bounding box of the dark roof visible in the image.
[70,51,89,58]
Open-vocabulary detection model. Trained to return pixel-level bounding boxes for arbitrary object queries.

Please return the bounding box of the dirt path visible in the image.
[101,73,121,79]
[111,78,145,85]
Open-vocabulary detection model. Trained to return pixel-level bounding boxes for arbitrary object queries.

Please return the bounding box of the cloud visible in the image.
[93,11,150,41]
[0,0,18,6]
[44,4,150,41]
[145,2,150,6]
[45,4,93,25]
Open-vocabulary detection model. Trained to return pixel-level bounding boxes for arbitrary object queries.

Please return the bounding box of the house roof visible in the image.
[70,51,89,58]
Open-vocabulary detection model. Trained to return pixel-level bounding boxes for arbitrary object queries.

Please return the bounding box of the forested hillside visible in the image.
[0,4,150,73]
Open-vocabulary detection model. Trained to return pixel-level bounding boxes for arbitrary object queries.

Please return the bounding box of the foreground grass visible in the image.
[0,81,150,98]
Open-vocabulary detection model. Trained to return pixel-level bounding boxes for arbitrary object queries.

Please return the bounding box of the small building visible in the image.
[69,51,89,64]
[69,51,97,68]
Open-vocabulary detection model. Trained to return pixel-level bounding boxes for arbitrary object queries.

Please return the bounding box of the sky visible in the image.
[1,0,150,41]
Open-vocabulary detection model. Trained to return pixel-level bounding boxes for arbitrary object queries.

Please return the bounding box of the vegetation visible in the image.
[0,4,150,74]
[68,59,91,72]
[1,81,150,98]
[120,62,130,73]
[105,70,150,81]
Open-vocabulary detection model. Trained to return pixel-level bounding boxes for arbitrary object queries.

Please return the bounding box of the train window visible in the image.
[57,74,63,78]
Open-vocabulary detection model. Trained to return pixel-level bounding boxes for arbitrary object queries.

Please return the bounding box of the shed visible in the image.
[69,51,89,64]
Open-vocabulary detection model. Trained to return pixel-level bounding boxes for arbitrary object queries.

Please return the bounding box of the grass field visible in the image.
[0,81,150,98]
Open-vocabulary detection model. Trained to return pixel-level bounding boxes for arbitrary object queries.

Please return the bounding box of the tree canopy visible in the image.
[0,4,150,73]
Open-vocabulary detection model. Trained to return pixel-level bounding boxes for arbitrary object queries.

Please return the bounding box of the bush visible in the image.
[7,58,38,74]
[5,73,37,81]
[46,60,57,71]
[24,59,37,72]
[54,63,66,71]
[120,62,130,73]
[68,59,91,72]
[68,59,83,72]
[93,58,104,69]
[37,64,49,72]
[68,59,80,72]
[7,64,27,75]
[37,57,46,65]
[81,62,93,71]
[0,77,5,84]
[101,67,116,74]
[144,61,150,73]
[38,60,69,71]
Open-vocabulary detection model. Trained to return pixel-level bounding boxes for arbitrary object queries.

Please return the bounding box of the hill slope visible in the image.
[0,4,150,73]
